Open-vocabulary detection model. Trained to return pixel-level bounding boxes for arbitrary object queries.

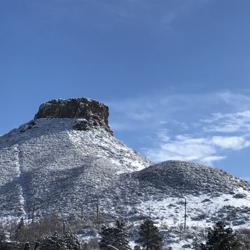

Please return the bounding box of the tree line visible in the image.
[0,215,249,250]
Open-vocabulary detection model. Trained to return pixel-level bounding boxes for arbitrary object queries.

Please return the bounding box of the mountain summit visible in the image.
[34,98,112,133]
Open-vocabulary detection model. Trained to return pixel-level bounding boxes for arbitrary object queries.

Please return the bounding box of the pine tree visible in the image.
[39,232,80,250]
[99,220,131,250]
[0,225,6,243]
[137,218,163,250]
[200,221,242,250]
[236,228,250,249]
[14,217,25,241]
[24,242,30,250]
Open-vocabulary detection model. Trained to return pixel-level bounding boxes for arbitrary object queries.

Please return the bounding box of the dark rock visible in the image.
[34,98,112,134]
[72,119,89,131]
[233,193,247,199]
[202,198,211,203]
[191,214,206,221]
[214,205,250,225]
[20,120,36,133]
[232,220,246,226]
[182,244,192,248]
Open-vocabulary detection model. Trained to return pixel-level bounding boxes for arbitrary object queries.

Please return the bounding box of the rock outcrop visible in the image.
[34,98,112,133]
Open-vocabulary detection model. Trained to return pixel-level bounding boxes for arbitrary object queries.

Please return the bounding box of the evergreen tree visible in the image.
[137,218,163,250]
[236,228,250,250]
[39,232,80,250]
[200,221,242,250]
[0,225,6,243]
[23,242,30,250]
[14,217,25,240]
[99,220,131,250]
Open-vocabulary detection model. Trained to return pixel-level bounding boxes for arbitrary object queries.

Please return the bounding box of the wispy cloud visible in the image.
[109,91,250,165]
[145,133,250,165]
[109,92,221,131]
[211,136,250,150]
[145,134,224,165]
[217,91,250,110]
[202,111,250,133]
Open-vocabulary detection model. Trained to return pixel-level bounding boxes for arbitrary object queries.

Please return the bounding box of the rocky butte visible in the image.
[34,98,112,134]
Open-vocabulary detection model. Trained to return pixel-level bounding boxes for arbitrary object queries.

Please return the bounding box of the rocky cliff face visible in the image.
[34,98,112,133]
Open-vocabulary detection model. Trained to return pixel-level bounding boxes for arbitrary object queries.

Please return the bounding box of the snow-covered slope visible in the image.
[0,98,250,249]
[126,161,250,249]
[0,99,151,218]
[105,161,250,229]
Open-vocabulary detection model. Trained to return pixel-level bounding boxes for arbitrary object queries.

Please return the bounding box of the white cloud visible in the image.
[202,156,226,165]
[144,133,250,165]
[202,110,250,133]
[109,91,250,165]
[211,136,250,150]
[108,91,220,132]
[145,134,224,165]
[216,91,250,110]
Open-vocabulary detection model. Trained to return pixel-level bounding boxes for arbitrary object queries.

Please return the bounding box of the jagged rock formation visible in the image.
[34,98,112,133]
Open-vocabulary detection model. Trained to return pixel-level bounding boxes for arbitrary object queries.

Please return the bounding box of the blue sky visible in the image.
[1,0,250,179]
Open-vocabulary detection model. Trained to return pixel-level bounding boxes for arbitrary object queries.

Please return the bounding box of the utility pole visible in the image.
[63,220,66,234]
[184,197,187,231]
[148,202,152,218]
[31,198,41,223]
[31,204,36,223]
[81,206,84,222]
[96,197,100,231]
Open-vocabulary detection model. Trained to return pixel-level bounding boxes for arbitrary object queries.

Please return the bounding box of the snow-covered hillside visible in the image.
[129,161,250,249]
[0,99,151,219]
[0,98,250,249]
